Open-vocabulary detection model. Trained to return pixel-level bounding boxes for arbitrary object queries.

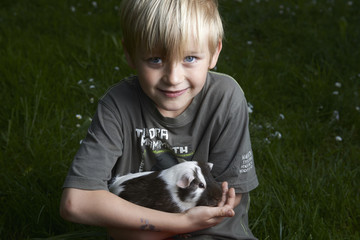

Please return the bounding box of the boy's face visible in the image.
[126,39,222,118]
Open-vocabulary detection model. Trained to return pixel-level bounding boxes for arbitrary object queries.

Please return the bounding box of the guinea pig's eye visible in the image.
[199,183,205,188]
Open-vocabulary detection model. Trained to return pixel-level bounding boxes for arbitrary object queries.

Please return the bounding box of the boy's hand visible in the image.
[218,181,236,208]
[107,182,236,239]
[180,181,236,231]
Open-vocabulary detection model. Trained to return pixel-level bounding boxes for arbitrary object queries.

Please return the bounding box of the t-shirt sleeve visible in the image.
[209,79,258,193]
[62,99,123,190]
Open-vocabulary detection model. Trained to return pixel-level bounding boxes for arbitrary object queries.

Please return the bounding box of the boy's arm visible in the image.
[107,182,242,240]
[60,183,236,239]
[108,193,243,240]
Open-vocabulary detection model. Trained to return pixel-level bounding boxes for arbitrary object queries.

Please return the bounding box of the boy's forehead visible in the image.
[138,36,211,57]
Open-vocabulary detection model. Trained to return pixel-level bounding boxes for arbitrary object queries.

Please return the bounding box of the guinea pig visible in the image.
[108,161,223,213]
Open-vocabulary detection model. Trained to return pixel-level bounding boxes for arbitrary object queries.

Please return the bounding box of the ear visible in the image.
[207,162,214,170]
[209,40,222,69]
[176,172,195,189]
[122,40,136,69]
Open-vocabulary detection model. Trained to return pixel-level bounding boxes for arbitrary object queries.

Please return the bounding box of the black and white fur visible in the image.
[108,161,223,213]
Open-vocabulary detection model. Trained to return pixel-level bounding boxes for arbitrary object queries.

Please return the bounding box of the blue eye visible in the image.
[184,56,196,63]
[148,57,162,64]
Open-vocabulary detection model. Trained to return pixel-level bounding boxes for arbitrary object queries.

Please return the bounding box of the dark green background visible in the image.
[1,0,359,239]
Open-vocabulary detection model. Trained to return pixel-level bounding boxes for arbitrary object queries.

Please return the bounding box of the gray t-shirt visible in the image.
[63,71,258,239]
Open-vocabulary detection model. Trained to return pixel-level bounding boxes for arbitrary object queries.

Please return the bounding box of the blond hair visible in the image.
[120,0,223,61]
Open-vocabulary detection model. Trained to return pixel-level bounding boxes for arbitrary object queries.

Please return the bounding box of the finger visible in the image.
[222,181,229,192]
[218,181,229,207]
[216,206,235,218]
[204,205,235,222]
[224,187,236,208]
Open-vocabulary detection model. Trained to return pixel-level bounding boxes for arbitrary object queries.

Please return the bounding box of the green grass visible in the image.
[0,0,359,239]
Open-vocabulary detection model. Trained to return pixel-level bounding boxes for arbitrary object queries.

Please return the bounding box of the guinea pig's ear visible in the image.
[207,162,214,170]
[176,172,195,189]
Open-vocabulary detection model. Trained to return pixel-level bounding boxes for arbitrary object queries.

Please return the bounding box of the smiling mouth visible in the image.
[158,88,188,98]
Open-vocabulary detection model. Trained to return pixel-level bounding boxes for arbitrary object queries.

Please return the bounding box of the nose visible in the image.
[163,62,182,85]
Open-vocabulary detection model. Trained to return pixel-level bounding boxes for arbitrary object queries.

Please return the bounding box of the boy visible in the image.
[60,0,258,239]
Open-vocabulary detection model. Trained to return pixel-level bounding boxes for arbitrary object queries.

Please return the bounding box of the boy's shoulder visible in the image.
[208,71,244,91]
[206,71,245,98]
[102,75,138,97]
[96,76,142,114]
[100,76,139,102]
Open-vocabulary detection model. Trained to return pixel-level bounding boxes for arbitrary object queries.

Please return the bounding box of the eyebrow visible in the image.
[183,51,206,56]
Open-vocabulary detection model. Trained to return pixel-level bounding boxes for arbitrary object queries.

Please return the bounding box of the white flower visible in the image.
[247,102,254,113]
[88,78,94,82]
[332,91,339,95]
[90,97,94,103]
[271,131,282,139]
[89,85,95,89]
[92,1,98,8]
[76,114,82,120]
[77,80,83,85]
[76,123,81,128]
[332,110,339,121]
[279,113,285,120]
[265,122,273,129]
[247,41,253,45]
[335,82,342,88]
[70,6,76,12]
[335,136,343,142]
[356,106,360,112]
[114,66,120,71]
[253,124,263,130]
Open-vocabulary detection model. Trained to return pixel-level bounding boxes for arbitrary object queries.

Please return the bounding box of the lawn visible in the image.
[0,0,359,239]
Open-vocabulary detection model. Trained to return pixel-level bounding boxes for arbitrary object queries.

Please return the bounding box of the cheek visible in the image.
[191,72,207,91]
[138,69,158,88]
[196,65,210,83]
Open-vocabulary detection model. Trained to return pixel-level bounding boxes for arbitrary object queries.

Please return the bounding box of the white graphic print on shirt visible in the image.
[135,128,193,171]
